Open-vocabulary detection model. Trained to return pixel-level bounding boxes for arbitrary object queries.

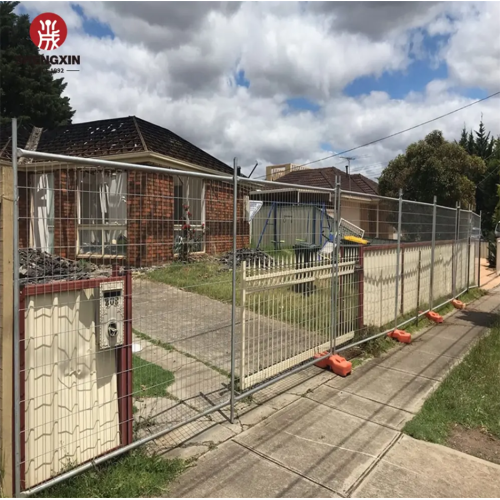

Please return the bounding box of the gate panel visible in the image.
[239,250,359,390]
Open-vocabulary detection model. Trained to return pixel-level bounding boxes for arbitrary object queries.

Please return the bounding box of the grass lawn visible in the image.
[33,450,185,498]
[149,261,235,304]
[403,314,500,444]
[132,354,175,398]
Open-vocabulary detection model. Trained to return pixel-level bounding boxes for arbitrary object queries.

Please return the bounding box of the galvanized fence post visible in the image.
[478,211,482,288]
[416,249,422,327]
[12,118,21,498]
[230,157,238,423]
[331,177,341,354]
[429,195,437,310]
[393,189,403,330]
[452,202,460,298]
[466,206,471,292]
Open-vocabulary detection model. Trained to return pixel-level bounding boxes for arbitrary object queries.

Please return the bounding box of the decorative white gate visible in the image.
[239,250,359,390]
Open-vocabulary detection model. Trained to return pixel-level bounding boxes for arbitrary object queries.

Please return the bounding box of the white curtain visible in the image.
[104,172,126,244]
[107,172,127,224]
[31,173,54,253]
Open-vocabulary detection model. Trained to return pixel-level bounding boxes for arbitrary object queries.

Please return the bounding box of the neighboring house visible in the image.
[0,117,249,266]
[265,163,310,181]
[250,165,395,248]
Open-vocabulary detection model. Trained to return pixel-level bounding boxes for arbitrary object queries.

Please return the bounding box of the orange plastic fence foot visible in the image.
[314,351,330,369]
[328,354,352,377]
[452,299,466,310]
[387,329,412,344]
[426,310,443,323]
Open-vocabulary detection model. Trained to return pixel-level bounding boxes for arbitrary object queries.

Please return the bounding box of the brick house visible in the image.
[0,117,250,266]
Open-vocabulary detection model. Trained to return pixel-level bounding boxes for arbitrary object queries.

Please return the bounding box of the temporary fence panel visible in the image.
[13,150,244,496]
[239,250,357,390]
[8,135,484,496]
[355,196,400,329]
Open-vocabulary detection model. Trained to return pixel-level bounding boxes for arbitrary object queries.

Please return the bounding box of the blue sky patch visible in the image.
[285,97,321,114]
[458,87,490,100]
[345,32,452,99]
[235,69,250,88]
[344,60,448,99]
[320,142,333,152]
[71,4,115,39]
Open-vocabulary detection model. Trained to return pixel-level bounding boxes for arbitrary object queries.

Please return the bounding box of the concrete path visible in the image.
[168,288,500,498]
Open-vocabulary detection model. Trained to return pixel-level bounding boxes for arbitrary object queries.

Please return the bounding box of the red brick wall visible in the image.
[18,172,30,249]
[205,180,250,255]
[54,169,77,260]
[127,170,174,267]
[18,168,249,265]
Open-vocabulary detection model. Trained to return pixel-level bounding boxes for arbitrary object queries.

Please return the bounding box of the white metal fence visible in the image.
[0,120,482,496]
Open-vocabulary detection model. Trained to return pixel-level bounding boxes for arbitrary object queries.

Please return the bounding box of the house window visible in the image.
[30,173,55,253]
[78,171,127,257]
[173,175,205,254]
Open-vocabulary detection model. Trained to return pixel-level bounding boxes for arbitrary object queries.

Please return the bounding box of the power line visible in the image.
[295,91,500,168]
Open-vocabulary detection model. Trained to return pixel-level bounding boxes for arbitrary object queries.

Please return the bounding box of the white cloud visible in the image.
[15,1,500,182]
[443,2,500,92]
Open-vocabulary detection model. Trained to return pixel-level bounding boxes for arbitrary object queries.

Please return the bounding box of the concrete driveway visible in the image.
[131,278,347,381]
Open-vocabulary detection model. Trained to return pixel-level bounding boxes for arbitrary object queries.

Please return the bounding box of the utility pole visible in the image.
[341,156,355,192]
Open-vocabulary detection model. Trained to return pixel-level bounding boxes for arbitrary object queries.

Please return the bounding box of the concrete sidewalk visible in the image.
[168,289,500,498]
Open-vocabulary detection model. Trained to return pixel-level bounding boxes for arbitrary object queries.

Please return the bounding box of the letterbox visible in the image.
[97,281,124,349]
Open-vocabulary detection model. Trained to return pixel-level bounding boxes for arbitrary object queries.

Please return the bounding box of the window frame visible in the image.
[77,170,128,258]
[173,175,206,255]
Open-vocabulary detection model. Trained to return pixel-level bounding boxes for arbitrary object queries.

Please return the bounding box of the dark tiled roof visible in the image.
[133,117,233,175]
[276,166,378,195]
[0,116,233,175]
[37,117,144,158]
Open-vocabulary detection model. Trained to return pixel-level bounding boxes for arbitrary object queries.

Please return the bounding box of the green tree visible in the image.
[474,119,494,159]
[379,130,486,241]
[480,138,500,234]
[458,119,500,234]
[493,183,500,225]
[458,125,468,151]
[0,1,74,128]
[467,131,475,155]
[380,130,485,207]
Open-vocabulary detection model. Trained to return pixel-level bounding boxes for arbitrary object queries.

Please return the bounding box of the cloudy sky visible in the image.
[18,1,500,179]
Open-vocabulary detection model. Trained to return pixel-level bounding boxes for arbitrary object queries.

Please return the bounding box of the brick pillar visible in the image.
[205,180,250,255]
[127,171,174,268]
